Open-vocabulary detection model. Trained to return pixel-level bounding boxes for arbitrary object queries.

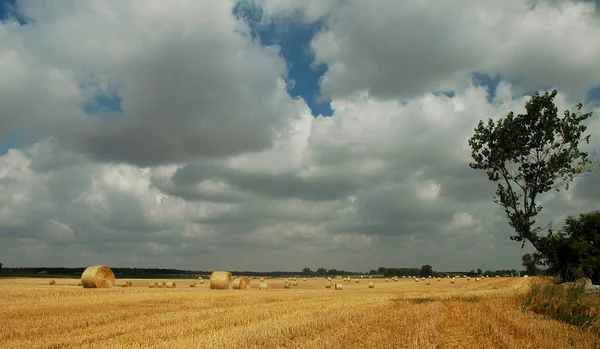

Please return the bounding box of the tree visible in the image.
[477,268,482,275]
[469,89,592,253]
[0,262,2,273]
[521,253,542,276]
[302,267,312,276]
[316,268,327,276]
[538,210,600,284]
[420,265,433,278]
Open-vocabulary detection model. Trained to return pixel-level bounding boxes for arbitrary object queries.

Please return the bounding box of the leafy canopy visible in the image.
[468,90,592,247]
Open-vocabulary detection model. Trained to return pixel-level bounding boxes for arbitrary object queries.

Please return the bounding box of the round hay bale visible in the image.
[327,277,332,281]
[369,276,373,279]
[149,282,157,288]
[467,277,470,281]
[80,265,115,289]
[437,278,441,281]
[157,283,165,288]
[232,277,251,290]
[77,281,82,286]
[49,280,56,285]
[198,276,203,281]
[368,282,375,288]
[118,282,129,288]
[335,283,343,290]
[190,282,197,288]
[165,282,176,288]
[127,281,133,287]
[325,283,332,288]
[394,279,399,282]
[283,282,291,289]
[426,281,431,285]
[303,278,307,282]
[210,271,232,290]
[385,279,389,282]
[451,279,455,284]
[198,279,205,284]
[475,277,479,281]
[415,279,419,283]
[291,280,298,286]
[258,282,269,290]
[259,277,265,282]
[355,280,359,283]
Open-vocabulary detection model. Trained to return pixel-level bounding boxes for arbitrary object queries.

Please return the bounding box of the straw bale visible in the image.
[49,280,56,285]
[149,282,158,288]
[292,280,298,286]
[210,271,232,290]
[190,282,197,287]
[335,283,343,290]
[232,277,251,290]
[284,282,291,289]
[165,282,176,288]
[80,265,115,289]
[258,282,269,290]
[368,282,375,288]
[325,283,332,288]
[199,279,205,284]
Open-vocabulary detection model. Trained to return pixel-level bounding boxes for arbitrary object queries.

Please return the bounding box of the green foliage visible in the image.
[521,253,543,276]
[538,211,600,284]
[420,264,433,277]
[522,279,600,334]
[302,267,313,276]
[316,267,327,276]
[468,90,592,247]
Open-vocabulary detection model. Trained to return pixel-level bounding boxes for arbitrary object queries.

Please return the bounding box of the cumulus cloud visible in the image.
[310,0,600,101]
[0,0,599,272]
[1,0,304,166]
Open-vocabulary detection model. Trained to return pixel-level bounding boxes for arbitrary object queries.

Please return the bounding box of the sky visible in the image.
[1,0,600,272]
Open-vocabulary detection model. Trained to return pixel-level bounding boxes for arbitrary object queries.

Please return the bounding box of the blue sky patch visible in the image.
[0,128,32,155]
[233,2,333,117]
[0,0,32,25]
[82,91,123,115]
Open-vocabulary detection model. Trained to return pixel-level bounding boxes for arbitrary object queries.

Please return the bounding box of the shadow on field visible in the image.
[393,296,481,304]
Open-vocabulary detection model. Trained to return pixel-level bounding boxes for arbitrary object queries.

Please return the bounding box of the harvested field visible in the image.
[0,277,598,348]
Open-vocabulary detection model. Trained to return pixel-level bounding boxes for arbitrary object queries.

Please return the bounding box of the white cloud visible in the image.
[0,0,598,272]
[310,0,600,101]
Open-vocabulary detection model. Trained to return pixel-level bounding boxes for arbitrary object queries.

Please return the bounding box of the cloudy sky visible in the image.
[1,0,599,272]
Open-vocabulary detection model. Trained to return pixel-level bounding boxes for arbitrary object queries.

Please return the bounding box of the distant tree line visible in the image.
[301,265,522,278]
[0,265,528,278]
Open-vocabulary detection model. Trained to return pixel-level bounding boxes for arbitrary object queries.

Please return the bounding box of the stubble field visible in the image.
[1,276,598,349]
